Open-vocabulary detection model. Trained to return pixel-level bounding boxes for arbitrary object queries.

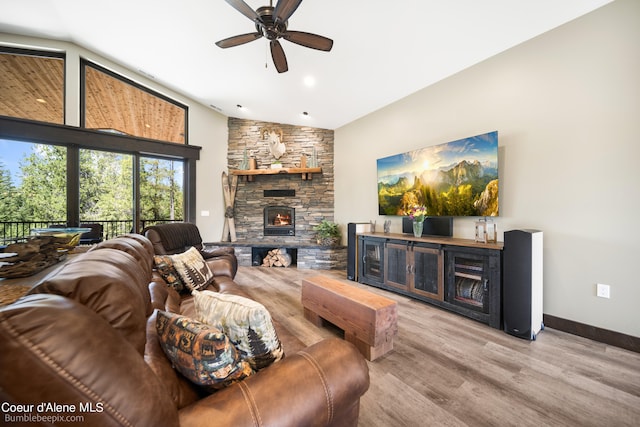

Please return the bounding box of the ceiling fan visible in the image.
[215,0,333,73]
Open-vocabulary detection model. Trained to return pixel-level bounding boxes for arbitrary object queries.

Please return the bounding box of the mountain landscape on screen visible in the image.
[377,131,499,217]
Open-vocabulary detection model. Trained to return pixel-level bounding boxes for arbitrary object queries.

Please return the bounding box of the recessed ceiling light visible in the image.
[303,76,316,87]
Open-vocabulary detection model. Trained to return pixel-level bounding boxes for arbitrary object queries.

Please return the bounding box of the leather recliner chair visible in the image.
[143,222,237,278]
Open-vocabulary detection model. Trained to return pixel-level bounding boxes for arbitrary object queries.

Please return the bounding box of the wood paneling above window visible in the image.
[0,51,64,124]
[84,64,187,144]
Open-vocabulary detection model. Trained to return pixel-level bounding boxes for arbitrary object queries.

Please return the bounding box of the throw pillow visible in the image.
[153,255,186,294]
[193,290,284,371]
[155,310,253,391]
[171,247,214,292]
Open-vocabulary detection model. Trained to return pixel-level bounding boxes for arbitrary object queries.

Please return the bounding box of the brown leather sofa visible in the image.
[144,222,238,278]
[0,234,369,426]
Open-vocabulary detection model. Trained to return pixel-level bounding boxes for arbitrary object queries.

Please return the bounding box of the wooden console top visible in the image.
[358,232,503,250]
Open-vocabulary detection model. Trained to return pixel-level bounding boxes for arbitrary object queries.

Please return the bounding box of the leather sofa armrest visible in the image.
[200,246,235,259]
[204,254,238,279]
[177,338,369,427]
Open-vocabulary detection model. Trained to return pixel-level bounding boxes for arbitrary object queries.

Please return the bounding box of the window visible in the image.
[140,156,184,225]
[0,47,65,124]
[0,139,67,241]
[0,47,199,243]
[82,61,187,144]
[79,148,134,238]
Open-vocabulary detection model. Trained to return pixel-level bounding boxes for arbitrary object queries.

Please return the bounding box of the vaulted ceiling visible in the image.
[0,0,612,129]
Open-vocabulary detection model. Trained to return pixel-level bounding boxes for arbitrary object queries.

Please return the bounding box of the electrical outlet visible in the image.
[596,283,610,299]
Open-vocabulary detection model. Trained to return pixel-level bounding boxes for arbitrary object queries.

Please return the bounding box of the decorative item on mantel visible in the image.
[383,220,391,234]
[408,205,427,237]
[239,147,249,170]
[475,218,497,243]
[261,126,285,160]
[308,147,318,168]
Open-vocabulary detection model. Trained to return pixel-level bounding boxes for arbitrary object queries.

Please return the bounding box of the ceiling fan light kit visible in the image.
[216,0,333,73]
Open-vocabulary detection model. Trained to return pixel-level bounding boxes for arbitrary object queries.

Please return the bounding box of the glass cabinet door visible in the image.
[446,251,490,313]
[385,242,409,290]
[359,237,385,285]
[411,246,443,300]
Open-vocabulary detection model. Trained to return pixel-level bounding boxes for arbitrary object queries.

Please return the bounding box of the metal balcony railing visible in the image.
[0,219,183,246]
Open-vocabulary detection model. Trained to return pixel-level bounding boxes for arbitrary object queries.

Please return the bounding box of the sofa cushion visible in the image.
[170,247,214,292]
[28,248,149,355]
[118,232,156,259]
[156,310,253,391]
[153,254,187,294]
[144,310,202,409]
[0,294,179,427]
[89,236,153,283]
[193,290,284,371]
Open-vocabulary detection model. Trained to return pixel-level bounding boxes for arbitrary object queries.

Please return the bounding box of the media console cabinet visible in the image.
[357,232,503,329]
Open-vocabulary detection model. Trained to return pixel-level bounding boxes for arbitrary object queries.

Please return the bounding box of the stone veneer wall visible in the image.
[224,246,347,270]
[227,117,335,244]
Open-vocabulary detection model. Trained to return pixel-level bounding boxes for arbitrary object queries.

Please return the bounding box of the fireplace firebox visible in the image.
[264,206,295,236]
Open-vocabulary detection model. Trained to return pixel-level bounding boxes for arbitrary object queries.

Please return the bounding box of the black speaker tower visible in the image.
[503,229,544,340]
[347,222,371,281]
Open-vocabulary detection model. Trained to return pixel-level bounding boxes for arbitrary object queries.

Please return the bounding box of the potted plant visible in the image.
[313,220,341,246]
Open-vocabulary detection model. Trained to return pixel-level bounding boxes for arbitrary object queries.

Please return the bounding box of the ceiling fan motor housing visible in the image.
[256,6,287,40]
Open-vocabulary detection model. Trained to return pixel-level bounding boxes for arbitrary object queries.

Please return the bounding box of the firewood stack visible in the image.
[0,236,71,278]
[261,248,292,268]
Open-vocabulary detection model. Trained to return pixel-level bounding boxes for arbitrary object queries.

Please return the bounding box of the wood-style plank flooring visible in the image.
[234,266,640,427]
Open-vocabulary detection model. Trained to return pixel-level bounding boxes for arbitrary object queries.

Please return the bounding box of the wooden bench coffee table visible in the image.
[301,275,398,361]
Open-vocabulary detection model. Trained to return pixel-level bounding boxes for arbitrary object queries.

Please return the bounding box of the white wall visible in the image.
[335,0,640,337]
[1,33,229,243]
[190,107,228,242]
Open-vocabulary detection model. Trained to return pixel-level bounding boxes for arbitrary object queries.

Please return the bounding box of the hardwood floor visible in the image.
[234,266,640,427]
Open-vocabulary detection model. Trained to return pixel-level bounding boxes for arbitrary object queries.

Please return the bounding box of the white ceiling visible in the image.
[1,0,612,130]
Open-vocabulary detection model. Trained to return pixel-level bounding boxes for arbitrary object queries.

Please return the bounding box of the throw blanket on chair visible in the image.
[146,223,203,254]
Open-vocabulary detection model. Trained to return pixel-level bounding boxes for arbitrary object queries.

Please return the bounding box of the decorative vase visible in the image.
[309,147,318,167]
[413,220,424,238]
[239,147,249,170]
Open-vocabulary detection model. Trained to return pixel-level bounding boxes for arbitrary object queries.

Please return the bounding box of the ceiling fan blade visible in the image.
[282,31,333,51]
[216,32,262,48]
[273,0,302,23]
[224,0,260,22]
[270,40,289,73]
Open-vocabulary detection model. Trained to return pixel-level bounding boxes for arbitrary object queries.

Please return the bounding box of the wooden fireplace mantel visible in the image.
[230,167,322,182]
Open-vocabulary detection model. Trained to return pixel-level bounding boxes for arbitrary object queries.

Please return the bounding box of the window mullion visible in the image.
[66,145,80,227]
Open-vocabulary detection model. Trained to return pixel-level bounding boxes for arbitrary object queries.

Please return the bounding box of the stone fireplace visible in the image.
[227,117,335,243]
[222,118,346,269]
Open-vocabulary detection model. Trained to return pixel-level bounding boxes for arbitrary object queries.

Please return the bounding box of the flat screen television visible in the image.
[377,131,498,217]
